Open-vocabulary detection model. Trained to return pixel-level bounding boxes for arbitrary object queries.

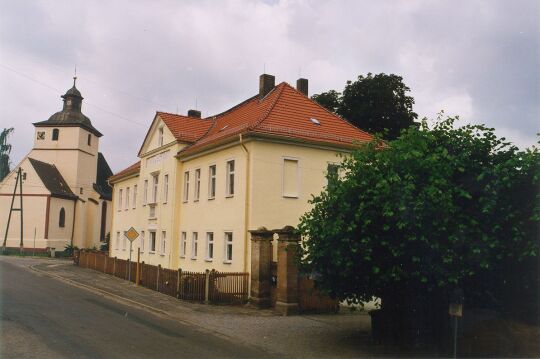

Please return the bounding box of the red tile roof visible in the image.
[109,161,140,182]
[179,82,373,156]
[157,112,213,143]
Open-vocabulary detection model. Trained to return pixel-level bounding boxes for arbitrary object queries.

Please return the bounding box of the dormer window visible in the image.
[158,127,164,147]
[52,129,59,141]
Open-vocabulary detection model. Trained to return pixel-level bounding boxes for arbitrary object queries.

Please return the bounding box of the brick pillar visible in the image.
[274,225,300,316]
[249,227,273,308]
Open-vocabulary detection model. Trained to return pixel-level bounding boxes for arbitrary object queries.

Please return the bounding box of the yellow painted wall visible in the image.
[47,197,75,250]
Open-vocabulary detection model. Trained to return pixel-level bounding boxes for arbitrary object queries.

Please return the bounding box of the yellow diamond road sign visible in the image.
[125,227,139,242]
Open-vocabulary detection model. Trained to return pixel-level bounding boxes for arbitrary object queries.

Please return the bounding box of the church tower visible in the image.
[31,77,102,198]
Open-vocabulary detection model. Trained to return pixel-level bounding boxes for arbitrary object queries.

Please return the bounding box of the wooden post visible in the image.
[113,256,117,276]
[94,252,97,270]
[156,264,161,291]
[104,255,107,273]
[135,248,141,286]
[204,269,210,304]
[176,268,182,298]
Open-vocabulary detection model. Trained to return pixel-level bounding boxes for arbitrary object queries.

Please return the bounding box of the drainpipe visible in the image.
[239,134,250,273]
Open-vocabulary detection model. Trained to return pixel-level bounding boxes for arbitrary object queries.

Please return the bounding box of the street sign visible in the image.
[124,227,139,242]
[449,303,463,317]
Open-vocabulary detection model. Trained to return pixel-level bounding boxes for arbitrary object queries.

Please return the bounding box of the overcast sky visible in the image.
[1,0,538,172]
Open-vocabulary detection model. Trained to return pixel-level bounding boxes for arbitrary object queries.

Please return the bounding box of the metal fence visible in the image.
[76,251,249,305]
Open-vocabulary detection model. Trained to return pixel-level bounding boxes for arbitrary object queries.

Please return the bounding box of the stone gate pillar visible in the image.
[274,225,300,316]
[249,227,273,308]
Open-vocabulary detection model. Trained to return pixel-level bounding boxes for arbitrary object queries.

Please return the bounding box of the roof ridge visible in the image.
[206,94,258,121]
[156,111,192,118]
[250,82,287,131]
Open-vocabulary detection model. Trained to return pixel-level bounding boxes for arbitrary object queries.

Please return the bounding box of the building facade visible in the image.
[109,74,373,271]
[0,79,113,253]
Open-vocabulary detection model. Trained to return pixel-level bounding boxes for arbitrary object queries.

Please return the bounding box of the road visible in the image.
[0,257,271,358]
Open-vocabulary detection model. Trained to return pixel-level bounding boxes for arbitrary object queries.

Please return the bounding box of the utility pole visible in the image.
[2,167,24,254]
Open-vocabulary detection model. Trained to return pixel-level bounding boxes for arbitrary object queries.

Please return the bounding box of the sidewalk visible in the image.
[31,258,381,358]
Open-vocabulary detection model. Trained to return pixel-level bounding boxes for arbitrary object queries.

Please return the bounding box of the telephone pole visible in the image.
[2,167,24,254]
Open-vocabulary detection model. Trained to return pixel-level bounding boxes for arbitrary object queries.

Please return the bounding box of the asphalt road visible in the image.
[0,257,271,358]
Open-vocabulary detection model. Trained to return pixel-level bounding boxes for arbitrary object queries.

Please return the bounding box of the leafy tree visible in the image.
[0,128,14,181]
[298,116,540,345]
[312,73,417,140]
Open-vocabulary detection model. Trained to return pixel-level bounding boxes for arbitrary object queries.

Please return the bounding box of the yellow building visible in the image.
[0,78,113,254]
[109,74,372,271]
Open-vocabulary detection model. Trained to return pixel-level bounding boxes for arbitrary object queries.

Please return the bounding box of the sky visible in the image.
[1,0,538,172]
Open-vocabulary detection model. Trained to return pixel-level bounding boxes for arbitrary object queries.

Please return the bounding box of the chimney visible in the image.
[187,109,201,118]
[296,78,308,96]
[259,74,275,99]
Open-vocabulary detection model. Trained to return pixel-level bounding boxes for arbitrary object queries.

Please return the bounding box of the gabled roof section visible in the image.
[28,158,77,200]
[137,112,213,156]
[109,161,140,183]
[179,82,373,156]
[94,153,113,200]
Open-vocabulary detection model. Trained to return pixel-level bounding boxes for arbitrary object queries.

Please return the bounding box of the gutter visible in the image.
[239,134,250,273]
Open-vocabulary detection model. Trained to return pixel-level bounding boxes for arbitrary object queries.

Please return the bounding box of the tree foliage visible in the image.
[312,73,417,140]
[299,116,540,312]
[0,128,14,182]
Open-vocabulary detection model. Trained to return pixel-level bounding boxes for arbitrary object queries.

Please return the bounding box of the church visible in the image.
[0,78,113,254]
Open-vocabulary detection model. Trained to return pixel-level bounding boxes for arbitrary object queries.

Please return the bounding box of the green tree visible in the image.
[298,116,540,345]
[312,73,418,140]
[0,128,14,181]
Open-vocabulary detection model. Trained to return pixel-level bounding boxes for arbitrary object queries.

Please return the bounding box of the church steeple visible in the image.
[62,76,83,112]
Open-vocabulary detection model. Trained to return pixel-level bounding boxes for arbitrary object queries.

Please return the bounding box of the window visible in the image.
[87,134,92,146]
[161,231,166,255]
[226,160,235,197]
[194,169,201,201]
[125,187,130,210]
[59,208,65,228]
[282,158,299,198]
[183,171,189,202]
[122,232,126,251]
[149,231,156,252]
[163,174,169,203]
[208,165,216,199]
[52,128,59,141]
[115,231,120,250]
[151,175,159,203]
[180,232,187,257]
[140,231,145,252]
[118,189,123,211]
[224,232,233,262]
[191,232,198,259]
[158,127,164,147]
[327,163,339,189]
[143,180,148,206]
[206,232,214,261]
[133,185,137,209]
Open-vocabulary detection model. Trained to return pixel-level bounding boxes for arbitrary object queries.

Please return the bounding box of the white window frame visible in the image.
[224,231,233,263]
[282,157,301,198]
[115,231,120,250]
[163,174,169,204]
[133,185,137,209]
[158,126,164,147]
[161,231,166,255]
[118,189,123,211]
[125,187,130,210]
[208,164,216,199]
[183,171,189,203]
[122,232,127,251]
[140,231,145,252]
[149,231,156,253]
[180,232,186,258]
[205,232,214,261]
[143,180,148,206]
[191,232,198,259]
[194,168,201,201]
[226,159,235,197]
[151,174,159,204]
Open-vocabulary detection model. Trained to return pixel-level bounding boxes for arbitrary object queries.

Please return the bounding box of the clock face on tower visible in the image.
[37,131,45,140]
[66,99,72,106]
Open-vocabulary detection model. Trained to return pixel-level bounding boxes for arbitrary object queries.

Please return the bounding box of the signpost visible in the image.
[124,227,139,283]
[449,289,464,359]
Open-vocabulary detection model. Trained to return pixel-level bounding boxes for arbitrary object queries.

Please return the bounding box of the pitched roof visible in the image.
[157,112,213,143]
[109,161,140,183]
[94,153,113,200]
[179,82,373,156]
[28,158,77,199]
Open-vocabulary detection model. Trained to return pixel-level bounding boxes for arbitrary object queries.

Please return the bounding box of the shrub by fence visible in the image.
[76,251,249,305]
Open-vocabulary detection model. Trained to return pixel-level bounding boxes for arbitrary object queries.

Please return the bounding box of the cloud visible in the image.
[0,0,538,172]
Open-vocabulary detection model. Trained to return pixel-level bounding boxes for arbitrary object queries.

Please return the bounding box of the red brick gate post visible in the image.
[274,225,300,316]
[249,227,273,308]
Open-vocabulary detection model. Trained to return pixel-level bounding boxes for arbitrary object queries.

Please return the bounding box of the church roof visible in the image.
[28,158,77,200]
[93,153,113,200]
